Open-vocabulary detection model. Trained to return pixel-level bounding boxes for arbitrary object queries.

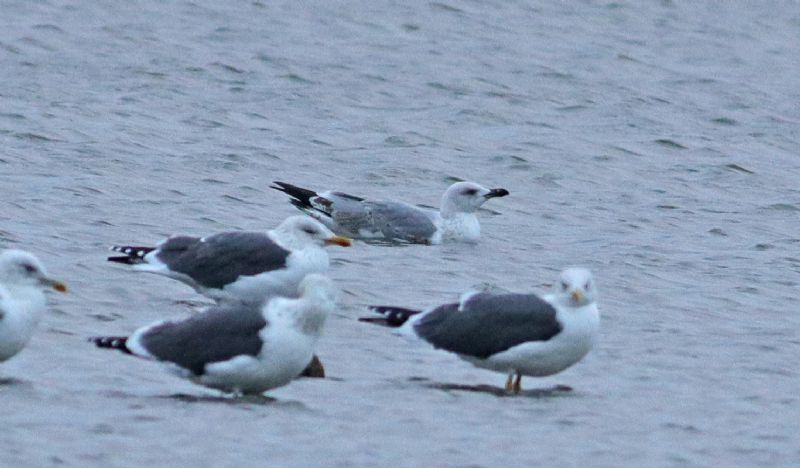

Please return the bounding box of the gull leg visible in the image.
[512,373,522,394]
[504,372,515,392]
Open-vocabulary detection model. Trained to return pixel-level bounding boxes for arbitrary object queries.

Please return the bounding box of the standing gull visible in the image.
[271,181,509,244]
[360,268,599,393]
[90,274,335,395]
[0,250,67,363]
[108,215,351,305]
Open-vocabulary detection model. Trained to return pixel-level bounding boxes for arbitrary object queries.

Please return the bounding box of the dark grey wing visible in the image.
[413,293,562,359]
[364,201,437,243]
[138,305,267,375]
[156,232,290,289]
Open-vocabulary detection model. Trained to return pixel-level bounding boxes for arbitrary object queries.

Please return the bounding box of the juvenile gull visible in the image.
[271,181,509,244]
[360,268,599,393]
[90,274,335,395]
[108,216,351,305]
[0,250,67,363]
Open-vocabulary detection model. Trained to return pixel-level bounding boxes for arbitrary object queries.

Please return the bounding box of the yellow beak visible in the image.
[44,278,68,293]
[571,289,584,303]
[325,235,352,247]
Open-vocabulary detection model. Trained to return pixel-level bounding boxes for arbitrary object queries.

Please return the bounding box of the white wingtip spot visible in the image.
[458,290,482,310]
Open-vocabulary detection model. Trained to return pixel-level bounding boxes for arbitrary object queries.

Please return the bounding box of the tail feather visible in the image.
[359,306,422,327]
[107,245,155,264]
[89,336,133,354]
[271,181,318,210]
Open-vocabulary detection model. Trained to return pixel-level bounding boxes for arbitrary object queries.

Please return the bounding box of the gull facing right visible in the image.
[107,215,351,305]
[90,274,335,395]
[271,180,509,244]
[0,250,67,364]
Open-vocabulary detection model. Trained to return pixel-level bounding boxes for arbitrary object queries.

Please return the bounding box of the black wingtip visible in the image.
[270,181,318,209]
[269,181,291,191]
[107,256,139,264]
[89,336,133,354]
[107,245,155,264]
[361,306,422,327]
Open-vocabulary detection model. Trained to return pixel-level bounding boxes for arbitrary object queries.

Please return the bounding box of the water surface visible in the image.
[1,1,799,466]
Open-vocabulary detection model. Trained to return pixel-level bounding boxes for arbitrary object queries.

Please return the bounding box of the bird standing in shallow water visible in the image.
[361,268,599,394]
[0,250,67,363]
[90,274,336,395]
[107,216,348,379]
[107,215,351,305]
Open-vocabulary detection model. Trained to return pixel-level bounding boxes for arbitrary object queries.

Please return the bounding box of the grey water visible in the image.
[1,1,799,466]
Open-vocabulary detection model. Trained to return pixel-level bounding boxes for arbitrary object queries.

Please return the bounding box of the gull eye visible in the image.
[302,226,317,235]
[561,281,569,291]
[23,264,37,274]
[584,282,591,290]
[462,188,478,196]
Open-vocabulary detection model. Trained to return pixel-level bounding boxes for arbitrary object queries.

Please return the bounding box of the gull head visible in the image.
[273,216,352,249]
[0,249,67,293]
[440,181,509,216]
[552,267,596,308]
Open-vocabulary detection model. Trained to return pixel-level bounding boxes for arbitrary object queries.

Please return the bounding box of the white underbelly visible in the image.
[199,330,315,394]
[462,331,595,377]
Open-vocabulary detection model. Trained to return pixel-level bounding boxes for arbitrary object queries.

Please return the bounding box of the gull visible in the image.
[0,250,67,363]
[108,215,351,305]
[90,274,335,395]
[271,181,509,244]
[360,268,599,394]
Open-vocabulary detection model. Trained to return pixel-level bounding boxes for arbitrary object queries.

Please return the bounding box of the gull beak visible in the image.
[571,289,584,304]
[325,235,352,247]
[484,188,510,199]
[42,278,68,293]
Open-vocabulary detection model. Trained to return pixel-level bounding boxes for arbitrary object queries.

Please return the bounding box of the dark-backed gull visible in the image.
[108,215,351,305]
[90,274,335,395]
[360,268,599,393]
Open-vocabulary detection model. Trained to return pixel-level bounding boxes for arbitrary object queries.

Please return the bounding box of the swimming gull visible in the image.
[90,274,335,395]
[108,215,351,305]
[360,268,599,393]
[0,250,67,363]
[271,181,509,244]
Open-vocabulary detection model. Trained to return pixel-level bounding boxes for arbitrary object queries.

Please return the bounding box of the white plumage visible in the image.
[272,181,509,244]
[0,250,66,363]
[363,268,599,393]
[92,274,336,395]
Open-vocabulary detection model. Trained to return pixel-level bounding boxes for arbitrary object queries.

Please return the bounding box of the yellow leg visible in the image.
[512,373,522,394]
[504,373,514,392]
